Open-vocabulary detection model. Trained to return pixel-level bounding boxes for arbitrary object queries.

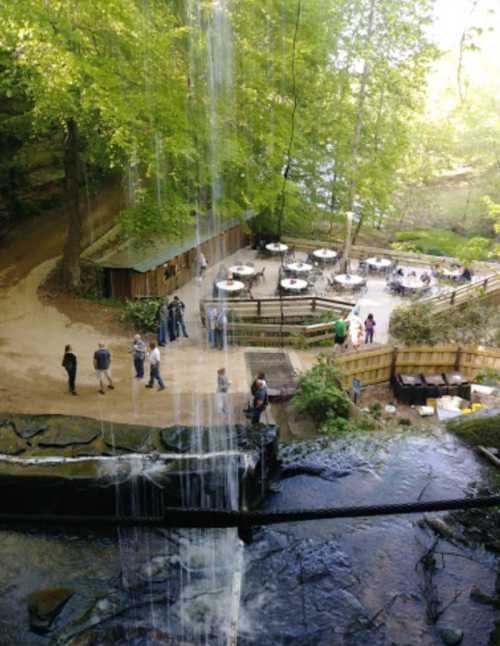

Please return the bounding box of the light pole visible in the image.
[342,210,354,274]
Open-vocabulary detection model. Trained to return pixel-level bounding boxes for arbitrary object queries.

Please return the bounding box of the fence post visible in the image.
[312,297,316,312]
[454,345,462,371]
[390,346,398,381]
[483,278,488,291]
[257,300,261,316]
[450,290,456,305]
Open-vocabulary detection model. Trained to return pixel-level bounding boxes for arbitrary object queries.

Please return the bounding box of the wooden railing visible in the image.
[333,343,500,390]
[420,272,500,314]
[200,295,355,347]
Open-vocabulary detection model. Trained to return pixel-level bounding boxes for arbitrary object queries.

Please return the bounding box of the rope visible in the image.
[0,495,498,530]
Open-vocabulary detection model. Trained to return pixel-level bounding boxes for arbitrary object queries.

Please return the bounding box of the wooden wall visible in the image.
[110,224,249,299]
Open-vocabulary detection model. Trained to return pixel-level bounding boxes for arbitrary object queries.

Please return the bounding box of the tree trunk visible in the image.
[62,118,82,290]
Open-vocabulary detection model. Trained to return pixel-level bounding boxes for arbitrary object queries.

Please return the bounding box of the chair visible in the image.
[254,267,266,283]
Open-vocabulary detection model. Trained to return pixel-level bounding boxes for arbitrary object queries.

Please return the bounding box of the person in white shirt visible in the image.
[145,341,165,391]
[216,367,231,415]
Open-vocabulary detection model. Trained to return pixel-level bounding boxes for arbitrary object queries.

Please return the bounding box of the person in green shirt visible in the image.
[334,318,346,347]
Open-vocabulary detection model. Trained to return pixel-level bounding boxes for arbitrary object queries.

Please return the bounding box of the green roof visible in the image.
[83,212,253,273]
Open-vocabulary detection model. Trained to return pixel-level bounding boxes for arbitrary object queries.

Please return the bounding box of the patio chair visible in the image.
[254,267,266,283]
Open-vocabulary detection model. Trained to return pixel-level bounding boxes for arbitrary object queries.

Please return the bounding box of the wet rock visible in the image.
[0,422,26,454]
[27,587,74,633]
[489,619,500,646]
[420,516,455,541]
[438,626,464,645]
[37,425,99,447]
[102,424,154,453]
[470,585,500,609]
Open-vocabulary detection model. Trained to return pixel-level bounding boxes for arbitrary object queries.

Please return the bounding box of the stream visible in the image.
[0,425,498,645]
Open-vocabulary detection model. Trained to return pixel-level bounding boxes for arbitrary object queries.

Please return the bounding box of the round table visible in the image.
[229,265,256,279]
[281,278,308,292]
[266,242,288,254]
[441,268,462,280]
[334,273,365,287]
[216,280,245,294]
[284,261,312,274]
[400,278,421,292]
[313,249,337,262]
[367,257,392,270]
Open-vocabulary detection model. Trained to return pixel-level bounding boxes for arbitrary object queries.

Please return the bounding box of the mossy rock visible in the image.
[447,411,500,452]
[0,422,26,454]
[490,619,500,646]
[27,587,74,633]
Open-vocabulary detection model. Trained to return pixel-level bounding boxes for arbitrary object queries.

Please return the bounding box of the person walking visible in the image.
[62,345,77,395]
[173,296,189,338]
[94,342,114,394]
[215,309,228,350]
[145,341,165,391]
[334,318,346,348]
[216,367,231,415]
[155,302,168,347]
[206,305,218,348]
[364,313,376,344]
[251,379,268,425]
[130,334,146,379]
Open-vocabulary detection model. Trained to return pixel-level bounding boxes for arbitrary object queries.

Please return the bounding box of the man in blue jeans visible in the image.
[251,379,268,425]
[145,341,165,391]
[93,342,114,395]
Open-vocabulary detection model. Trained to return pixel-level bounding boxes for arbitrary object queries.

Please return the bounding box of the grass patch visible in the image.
[392,228,491,258]
[447,413,500,452]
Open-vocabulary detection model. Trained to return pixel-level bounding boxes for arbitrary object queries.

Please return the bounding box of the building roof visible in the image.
[83,212,253,273]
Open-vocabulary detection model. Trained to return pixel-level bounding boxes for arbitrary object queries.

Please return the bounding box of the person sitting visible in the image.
[461,267,472,282]
[420,271,431,285]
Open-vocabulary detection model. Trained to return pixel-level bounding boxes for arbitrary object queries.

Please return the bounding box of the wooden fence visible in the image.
[200,295,354,347]
[333,343,500,389]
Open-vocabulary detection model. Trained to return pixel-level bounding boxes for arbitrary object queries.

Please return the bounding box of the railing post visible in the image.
[484,278,488,291]
[450,290,456,305]
[312,297,316,312]
[390,346,398,382]
[454,345,462,371]
[257,299,261,316]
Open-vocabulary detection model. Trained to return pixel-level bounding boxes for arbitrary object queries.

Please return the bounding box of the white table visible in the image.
[334,273,365,287]
[313,249,337,262]
[441,268,462,280]
[284,262,312,274]
[400,278,421,292]
[229,265,256,278]
[266,242,288,254]
[281,278,308,292]
[367,257,392,270]
[216,280,245,294]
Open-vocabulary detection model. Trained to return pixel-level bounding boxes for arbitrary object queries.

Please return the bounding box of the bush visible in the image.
[292,357,350,425]
[122,298,162,332]
[389,303,438,345]
[398,417,411,426]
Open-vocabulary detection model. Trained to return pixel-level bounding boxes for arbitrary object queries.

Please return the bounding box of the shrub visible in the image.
[368,401,382,419]
[389,303,438,345]
[122,298,162,332]
[292,357,350,425]
[398,417,411,426]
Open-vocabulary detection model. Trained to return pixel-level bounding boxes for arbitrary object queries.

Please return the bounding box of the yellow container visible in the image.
[471,403,482,411]
[426,398,437,408]
[461,408,472,414]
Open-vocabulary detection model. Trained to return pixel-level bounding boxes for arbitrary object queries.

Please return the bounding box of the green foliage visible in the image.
[398,417,412,426]
[447,414,500,452]
[292,357,350,425]
[473,368,500,385]
[122,298,162,333]
[389,303,437,345]
[368,401,382,419]
[393,228,492,260]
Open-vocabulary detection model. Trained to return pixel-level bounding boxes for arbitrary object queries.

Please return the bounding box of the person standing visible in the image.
[62,345,77,395]
[173,296,189,338]
[216,367,231,415]
[334,318,346,348]
[215,309,228,350]
[206,305,218,348]
[364,313,376,344]
[94,342,114,395]
[145,341,165,391]
[197,250,208,278]
[130,334,146,379]
[155,302,168,347]
[251,379,268,425]
[167,299,177,342]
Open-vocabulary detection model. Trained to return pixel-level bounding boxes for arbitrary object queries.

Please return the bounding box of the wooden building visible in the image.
[82,214,252,299]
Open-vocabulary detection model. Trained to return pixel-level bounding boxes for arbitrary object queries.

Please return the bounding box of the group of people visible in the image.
[213,368,269,425]
[334,311,376,350]
[154,296,188,347]
[61,337,167,395]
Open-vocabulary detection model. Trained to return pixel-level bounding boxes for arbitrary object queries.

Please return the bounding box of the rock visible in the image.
[470,585,500,608]
[422,516,455,541]
[0,422,26,454]
[102,423,154,452]
[36,422,99,447]
[27,587,74,633]
[438,626,464,645]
